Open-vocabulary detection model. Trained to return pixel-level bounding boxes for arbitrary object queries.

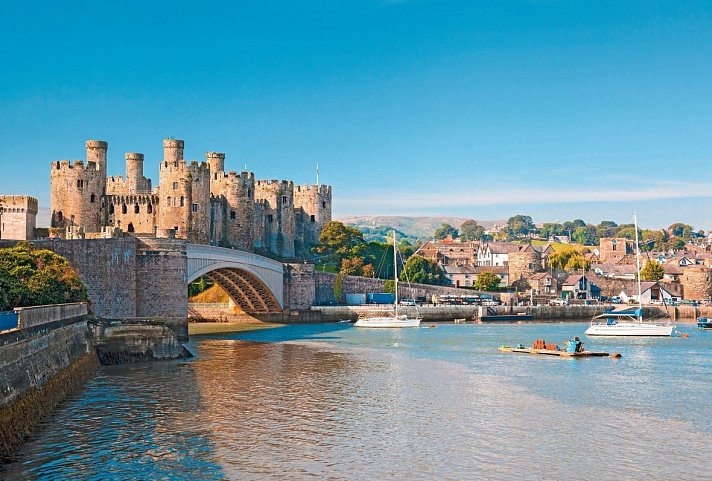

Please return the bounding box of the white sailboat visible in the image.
[354,231,421,328]
[585,213,674,337]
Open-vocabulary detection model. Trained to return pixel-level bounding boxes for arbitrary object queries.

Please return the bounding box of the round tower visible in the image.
[508,249,542,284]
[86,140,107,174]
[206,152,225,176]
[157,159,210,243]
[681,267,712,301]
[163,139,184,163]
[125,153,144,194]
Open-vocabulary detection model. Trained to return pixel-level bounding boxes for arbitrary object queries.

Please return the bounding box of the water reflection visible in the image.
[3,324,711,480]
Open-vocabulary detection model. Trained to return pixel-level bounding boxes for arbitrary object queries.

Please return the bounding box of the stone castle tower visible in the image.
[50,138,332,257]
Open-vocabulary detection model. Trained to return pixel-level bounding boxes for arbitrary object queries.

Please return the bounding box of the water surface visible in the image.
[3,322,711,480]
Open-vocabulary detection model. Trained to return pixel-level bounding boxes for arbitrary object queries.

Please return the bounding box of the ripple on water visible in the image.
[2,324,711,481]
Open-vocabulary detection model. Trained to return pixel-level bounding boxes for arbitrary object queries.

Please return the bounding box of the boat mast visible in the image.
[393,230,398,316]
[634,212,643,323]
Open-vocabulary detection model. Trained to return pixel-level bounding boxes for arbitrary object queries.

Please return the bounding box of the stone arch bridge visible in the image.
[16,238,292,341]
[186,244,284,313]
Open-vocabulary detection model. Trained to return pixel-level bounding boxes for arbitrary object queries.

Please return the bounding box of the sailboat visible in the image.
[354,231,421,328]
[585,213,674,337]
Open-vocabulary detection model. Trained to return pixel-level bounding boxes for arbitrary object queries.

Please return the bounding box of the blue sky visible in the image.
[1,0,711,229]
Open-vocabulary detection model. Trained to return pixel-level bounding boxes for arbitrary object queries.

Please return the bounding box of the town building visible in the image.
[618,282,674,304]
[49,139,332,258]
[476,242,520,266]
[561,274,600,300]
[598,237,635,263]
[415,237,479,267]
[0,195,38,241]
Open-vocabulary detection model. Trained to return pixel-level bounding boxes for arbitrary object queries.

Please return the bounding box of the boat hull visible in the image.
[354,317,421,328]
[698,318,712,329]
[585,322,674,337]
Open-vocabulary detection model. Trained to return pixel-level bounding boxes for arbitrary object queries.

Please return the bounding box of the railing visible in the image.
[14,302,88,329]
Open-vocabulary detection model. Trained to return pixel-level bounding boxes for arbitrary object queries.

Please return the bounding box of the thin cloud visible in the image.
[337,181,712,210]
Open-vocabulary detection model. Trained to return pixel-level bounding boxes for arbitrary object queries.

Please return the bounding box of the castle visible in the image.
[50,139,332,257]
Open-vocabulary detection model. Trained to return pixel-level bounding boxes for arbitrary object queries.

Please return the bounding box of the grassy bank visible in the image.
[188,322,283,336]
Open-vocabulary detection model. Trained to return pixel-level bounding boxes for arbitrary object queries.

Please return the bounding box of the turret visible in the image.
[163,139,184,163]
[125,153,144,194]
[206,152,225,176]
[86,140,107,174]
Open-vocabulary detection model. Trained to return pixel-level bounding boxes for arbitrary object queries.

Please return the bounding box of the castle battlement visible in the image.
[50,137,331,258]
[0,195,39,214]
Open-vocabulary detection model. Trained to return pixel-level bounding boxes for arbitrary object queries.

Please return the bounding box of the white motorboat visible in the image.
[585,213,674,337]
[354,231,421,329]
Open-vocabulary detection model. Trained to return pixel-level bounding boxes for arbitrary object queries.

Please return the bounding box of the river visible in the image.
[2,322,711,480]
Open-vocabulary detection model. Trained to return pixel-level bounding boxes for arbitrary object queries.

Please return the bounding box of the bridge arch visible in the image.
[186,244,284,314]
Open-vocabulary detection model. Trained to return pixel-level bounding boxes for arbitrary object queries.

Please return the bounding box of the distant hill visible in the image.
[338,216,506,243]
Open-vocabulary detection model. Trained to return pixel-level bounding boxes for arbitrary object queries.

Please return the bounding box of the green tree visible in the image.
[0,242,87,311]
[640,261,665,281]
[475,272,501,291]
[572,225,598,246]
[506,215,536,238]
[540,223,564,239]
[564,254,591,271]
[315,221,366,263]
[399,255,447,285]
[384,280,395,294]
[459,220,485,242]
[434,223,458,240]
[668,223,694,239]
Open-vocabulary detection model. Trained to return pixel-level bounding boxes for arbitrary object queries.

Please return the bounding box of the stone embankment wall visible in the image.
[594,278,683,298]
[15,302,88,329]
[0,316,97,460]
[0,306,191,460]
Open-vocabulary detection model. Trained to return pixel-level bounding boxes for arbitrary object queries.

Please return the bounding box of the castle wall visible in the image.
[0,195,38,240]
[49,138,332,254]
[105,194,158,234]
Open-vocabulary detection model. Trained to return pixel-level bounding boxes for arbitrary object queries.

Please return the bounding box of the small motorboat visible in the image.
[697,317,712,329]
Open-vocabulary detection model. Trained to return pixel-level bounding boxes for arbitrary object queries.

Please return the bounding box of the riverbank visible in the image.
[188,322,283,336]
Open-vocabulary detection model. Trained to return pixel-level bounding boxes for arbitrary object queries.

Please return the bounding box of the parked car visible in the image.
[610,296,621,304]
[399,298,416,306]
[548,299,569,306]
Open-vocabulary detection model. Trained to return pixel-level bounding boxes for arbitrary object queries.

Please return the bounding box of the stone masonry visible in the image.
[50,139,332,258]
[0,195,38,240]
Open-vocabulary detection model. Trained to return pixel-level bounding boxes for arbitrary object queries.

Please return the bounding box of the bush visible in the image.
[0,242,87,311]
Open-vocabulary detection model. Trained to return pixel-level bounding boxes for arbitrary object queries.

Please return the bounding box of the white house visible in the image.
[477,242,520,267]
[619,282,674,304]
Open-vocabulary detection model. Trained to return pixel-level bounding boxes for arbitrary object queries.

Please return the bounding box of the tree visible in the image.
[399,255,446,285]
[314,221,365,263]
[668,223,694,239]
[506,215,535,238]
[548,246,589,270]
[384,280,395,294]
[640,261,665,281]
[475,272,501,291]
[540,223,564,239]
[434,223,458,240]
[572,225,598,246]
[362,264,375,278]
[0,242,87,311]
[460,220,485,242]
[340,257,364,276]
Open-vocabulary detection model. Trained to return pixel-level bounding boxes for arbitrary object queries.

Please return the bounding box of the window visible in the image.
[77,179,84,189]
[167,196,171,207]
[191,204,199,213]
[282,195,288,205]
[247,189,252,198]
[122,204,127,214]
[109,204,114,214]
[147,203,153,214]
[174,226,179,232]
[90,193,96,203]
[267,214,273,223]
[322,201,326,208]
[134,204,140,214]
[57,211,63,222]
[230,211,236,220]
[173,182,179,190]
[180,196,185,207]
[310,215,315,222]
[127,223,135,233]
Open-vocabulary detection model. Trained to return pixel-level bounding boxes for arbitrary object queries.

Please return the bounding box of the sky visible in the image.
[1,0,711,230]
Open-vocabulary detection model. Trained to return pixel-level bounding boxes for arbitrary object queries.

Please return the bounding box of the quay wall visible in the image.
[188,303,264,323]
[0,317,97,461]
[15,302,88,329]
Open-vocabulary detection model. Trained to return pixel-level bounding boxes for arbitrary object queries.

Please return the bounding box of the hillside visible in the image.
[339,216,506,242]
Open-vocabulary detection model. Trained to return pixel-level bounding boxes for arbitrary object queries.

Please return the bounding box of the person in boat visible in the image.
[573,337,583,352]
